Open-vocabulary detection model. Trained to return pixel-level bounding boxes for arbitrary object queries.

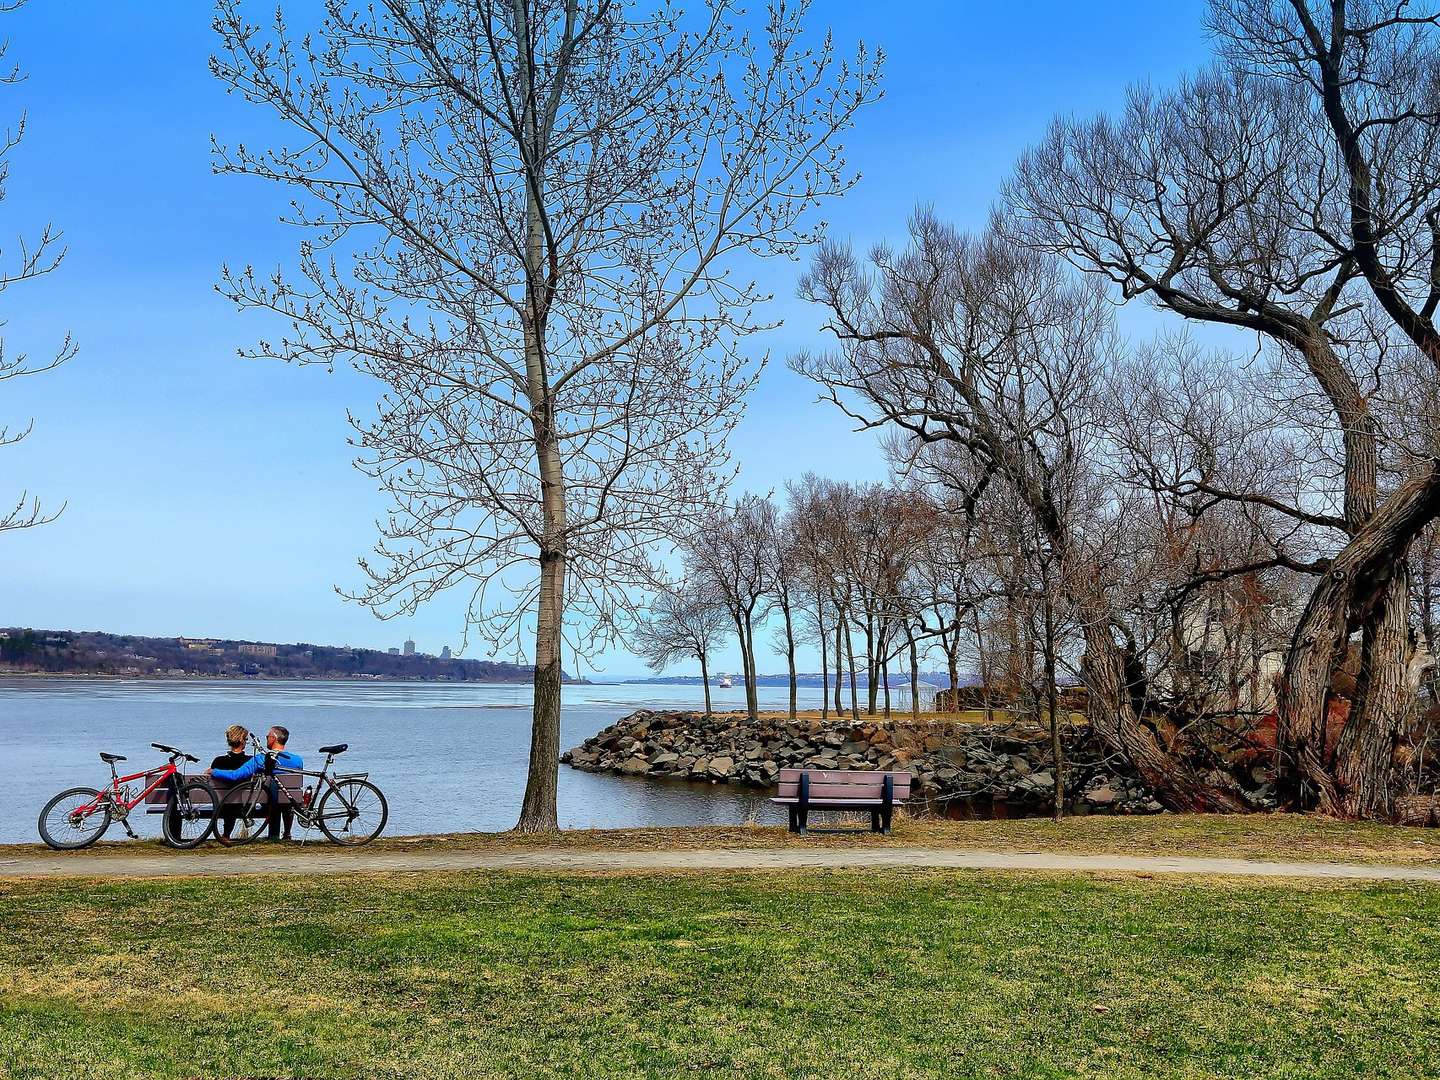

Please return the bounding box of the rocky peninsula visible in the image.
[563,709,1164,817]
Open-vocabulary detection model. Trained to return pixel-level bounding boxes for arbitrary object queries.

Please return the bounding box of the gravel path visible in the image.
[4,847,1440,881]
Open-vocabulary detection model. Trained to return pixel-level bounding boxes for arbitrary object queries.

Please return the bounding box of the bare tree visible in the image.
[786,473,839,718]
[0,0,74,536]
[757,498,801,721]
[213,0,880,829]
[1008,2,1440,818]
[631,579,728,719]
[793,214,1248,811]
[685,494,772,720]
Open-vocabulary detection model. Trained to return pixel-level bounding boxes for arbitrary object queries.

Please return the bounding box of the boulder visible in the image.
[618,757,651,775]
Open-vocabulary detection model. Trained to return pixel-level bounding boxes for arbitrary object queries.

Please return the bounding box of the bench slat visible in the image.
[142,772,303,805]
[769,797,902,806]
[775,776,910,795]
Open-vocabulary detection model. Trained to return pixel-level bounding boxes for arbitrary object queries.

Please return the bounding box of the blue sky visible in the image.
[0,1,1216,678]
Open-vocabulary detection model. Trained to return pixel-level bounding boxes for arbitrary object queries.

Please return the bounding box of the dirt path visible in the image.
[4,846,1440,881]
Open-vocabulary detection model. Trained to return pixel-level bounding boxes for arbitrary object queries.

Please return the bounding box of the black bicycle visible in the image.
[215,739,388,846]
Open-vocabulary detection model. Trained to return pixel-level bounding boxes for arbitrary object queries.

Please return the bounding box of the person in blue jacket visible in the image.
[209,725,303,842]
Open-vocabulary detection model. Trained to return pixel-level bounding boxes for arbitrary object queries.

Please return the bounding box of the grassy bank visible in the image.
[8,812,1438,866]
[2,870,1437,1079]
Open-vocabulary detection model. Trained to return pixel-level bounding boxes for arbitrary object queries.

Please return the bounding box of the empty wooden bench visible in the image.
[769,768,910,834]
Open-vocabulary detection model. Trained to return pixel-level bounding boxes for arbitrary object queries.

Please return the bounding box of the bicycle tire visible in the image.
[216,782,271,845]
[38,787,111,850]
[162,778,218,848]
[317,778,388,846]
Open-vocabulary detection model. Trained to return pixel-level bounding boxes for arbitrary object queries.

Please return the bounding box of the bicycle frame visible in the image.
[225,740,370,839]
[73,760,179,820]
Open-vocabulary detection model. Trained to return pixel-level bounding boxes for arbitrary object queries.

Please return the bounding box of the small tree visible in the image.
[632,580,728,719]
[214,0,881,830]
[758,498,801,721]
[685,495,771,720]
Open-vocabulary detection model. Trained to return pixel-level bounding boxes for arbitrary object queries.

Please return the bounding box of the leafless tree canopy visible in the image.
[213,0,880,829]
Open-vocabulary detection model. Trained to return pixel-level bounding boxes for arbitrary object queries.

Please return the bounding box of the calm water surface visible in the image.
[0,677,832,844]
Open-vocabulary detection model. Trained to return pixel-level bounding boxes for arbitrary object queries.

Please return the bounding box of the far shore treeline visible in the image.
[0,628,581,683]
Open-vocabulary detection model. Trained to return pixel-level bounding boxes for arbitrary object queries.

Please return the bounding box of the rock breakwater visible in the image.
[563,710,1163,816]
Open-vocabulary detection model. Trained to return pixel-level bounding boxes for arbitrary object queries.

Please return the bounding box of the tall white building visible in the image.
[403,638,416,657]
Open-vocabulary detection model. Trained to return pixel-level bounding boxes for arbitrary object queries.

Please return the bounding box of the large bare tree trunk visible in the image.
[1334,566,1411,819]
[1279,463,1440,814]
[833,618,844,714]
[1083,620,1246,812]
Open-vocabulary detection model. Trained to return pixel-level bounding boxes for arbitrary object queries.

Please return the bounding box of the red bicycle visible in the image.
[38,743,219,850]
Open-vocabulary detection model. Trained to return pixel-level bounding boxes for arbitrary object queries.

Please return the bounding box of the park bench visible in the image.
[769,768,910,834]
[142,770,303,816]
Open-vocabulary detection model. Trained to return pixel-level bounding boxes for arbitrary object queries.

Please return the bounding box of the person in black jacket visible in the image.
[211,724,251,846]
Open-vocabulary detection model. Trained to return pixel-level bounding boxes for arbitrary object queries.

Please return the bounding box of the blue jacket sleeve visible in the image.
[211,754,261,782]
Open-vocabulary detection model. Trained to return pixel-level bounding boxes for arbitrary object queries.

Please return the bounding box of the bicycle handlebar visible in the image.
[151,742,200,764]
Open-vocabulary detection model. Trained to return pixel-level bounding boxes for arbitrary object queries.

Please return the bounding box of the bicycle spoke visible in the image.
[38,788,111,850]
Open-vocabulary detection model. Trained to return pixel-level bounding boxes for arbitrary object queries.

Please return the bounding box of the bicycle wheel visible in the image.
[162,778,218,849]
[38,787,111,850]
[216,782,271,845]
[317,779,388,846]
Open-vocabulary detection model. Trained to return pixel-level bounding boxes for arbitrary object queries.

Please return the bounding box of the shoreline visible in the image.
[564,708,1166,817]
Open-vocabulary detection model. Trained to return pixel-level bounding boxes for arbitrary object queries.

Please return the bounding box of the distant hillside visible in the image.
[0,628,581,683]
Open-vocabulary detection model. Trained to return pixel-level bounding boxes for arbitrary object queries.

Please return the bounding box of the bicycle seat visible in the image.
[318,743,348,756]
[99,752,127,764]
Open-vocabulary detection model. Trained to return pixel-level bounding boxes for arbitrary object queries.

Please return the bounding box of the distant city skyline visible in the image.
[0,1,1214,680]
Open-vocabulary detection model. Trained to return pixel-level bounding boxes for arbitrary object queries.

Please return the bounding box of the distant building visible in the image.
[178,638,219,652]
[238,643,278,658]
[403,638,416,657]
[388,647,400,656]
[440,645,452,660]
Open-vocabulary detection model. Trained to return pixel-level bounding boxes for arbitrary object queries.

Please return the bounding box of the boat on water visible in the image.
[716,674,733,688]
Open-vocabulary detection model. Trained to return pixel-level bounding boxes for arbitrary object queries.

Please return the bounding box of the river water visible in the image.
[0,677,838,844]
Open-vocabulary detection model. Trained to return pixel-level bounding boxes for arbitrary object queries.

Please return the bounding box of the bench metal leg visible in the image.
[881,808,893,835]
[787,806,798,833]
[870,810,881,833]
[796,807,808,834]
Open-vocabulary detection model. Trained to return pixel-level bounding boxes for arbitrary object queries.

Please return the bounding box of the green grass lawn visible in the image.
[2,870,1438,1079]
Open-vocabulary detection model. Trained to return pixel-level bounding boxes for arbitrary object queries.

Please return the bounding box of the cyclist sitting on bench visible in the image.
[211,724,251,845]
[209,725,303,841]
